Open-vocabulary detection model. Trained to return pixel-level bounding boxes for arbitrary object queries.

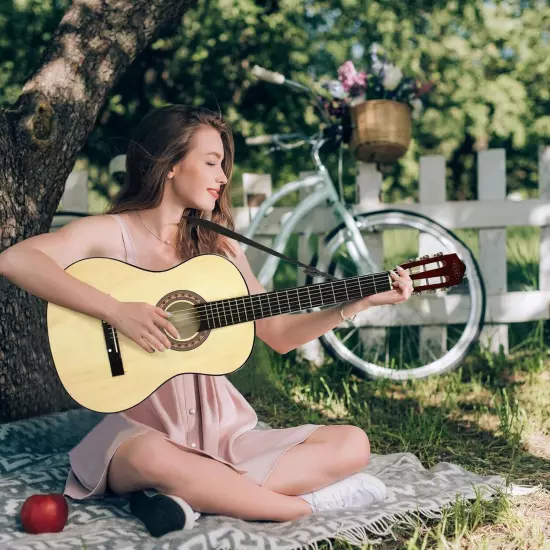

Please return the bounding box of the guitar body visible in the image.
[47,254,255,414]
[46,249,464,414]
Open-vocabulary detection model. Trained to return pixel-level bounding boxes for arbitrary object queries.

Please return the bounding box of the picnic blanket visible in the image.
[0,407,521,549]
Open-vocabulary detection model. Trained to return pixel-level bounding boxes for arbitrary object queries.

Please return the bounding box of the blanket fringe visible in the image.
[292,485,501,550]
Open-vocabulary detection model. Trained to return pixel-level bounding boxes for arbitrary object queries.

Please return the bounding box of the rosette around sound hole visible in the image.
[156,290,210,351]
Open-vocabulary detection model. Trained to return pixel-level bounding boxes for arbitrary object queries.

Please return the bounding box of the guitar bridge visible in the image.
[102,321,124,377]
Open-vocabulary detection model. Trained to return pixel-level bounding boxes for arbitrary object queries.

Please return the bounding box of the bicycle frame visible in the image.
[241,138,381,287]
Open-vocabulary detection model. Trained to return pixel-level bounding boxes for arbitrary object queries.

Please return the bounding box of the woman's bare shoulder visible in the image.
[8,213,125,269]
[67,213,125,258]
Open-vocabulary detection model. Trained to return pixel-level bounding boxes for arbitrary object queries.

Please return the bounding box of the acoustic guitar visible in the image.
[46,252,465,413]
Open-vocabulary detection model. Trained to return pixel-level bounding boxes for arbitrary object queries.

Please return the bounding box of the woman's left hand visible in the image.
[356,265,414,309]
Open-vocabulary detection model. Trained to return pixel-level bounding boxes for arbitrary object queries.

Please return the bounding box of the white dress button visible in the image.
[189,409,196,414]
[190,442,197,448]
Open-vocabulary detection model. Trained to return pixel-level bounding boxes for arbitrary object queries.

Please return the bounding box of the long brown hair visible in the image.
[105,104,236,259]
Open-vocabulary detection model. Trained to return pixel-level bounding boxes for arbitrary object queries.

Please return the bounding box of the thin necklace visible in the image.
[136,211,178,251]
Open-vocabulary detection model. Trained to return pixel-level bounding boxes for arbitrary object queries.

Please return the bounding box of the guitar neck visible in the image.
[200,271,392,329]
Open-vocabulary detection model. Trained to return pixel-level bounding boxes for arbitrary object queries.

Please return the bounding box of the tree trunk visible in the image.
[0,0,198,422]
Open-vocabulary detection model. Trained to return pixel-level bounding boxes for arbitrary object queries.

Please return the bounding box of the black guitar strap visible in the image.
[183,215,339,281]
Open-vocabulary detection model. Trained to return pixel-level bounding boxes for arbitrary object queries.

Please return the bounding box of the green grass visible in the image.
[228,340,550,549]
[227,225,550,549]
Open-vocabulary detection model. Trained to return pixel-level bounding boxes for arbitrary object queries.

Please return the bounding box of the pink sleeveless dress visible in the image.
[63,214,323,499]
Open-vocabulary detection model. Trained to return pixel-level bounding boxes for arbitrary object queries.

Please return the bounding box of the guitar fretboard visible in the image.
[198,271,392,329]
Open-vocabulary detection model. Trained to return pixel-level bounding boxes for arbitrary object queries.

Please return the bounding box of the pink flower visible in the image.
[338,61,367,94]
[355,71,367,87]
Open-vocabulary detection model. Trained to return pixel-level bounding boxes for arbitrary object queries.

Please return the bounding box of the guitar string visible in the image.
[163,277,447,330]
[157,273,404,330]
[164,272,392,322]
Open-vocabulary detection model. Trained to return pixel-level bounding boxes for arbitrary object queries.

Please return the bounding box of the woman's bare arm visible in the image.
[0,215,121,323]
[225,237,412,355]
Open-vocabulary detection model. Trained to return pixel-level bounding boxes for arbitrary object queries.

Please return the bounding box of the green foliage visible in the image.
[1,0,548,207]
[0,1,68,105]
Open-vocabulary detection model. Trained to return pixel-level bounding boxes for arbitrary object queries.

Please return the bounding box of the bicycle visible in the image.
[53,67,485,381]
[239,65,486,380]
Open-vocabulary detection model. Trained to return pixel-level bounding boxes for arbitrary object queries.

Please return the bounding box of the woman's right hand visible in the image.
[106,301,180,353]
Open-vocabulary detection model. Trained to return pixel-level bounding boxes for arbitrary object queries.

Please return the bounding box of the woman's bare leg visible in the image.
[107,432,312,522]
[262,425,371,495]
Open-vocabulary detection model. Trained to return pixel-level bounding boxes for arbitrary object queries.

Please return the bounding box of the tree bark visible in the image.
[0,0,198,422]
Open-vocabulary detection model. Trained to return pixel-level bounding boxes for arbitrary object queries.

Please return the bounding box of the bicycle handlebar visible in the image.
[247,64,348,196]
[245,135,276,145]
[245,132,309,147]
[250,66,286,85]
[250,64,331,125]
[251,65,310,94]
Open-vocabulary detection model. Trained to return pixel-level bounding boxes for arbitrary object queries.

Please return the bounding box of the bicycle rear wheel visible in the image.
[307,209,486,380]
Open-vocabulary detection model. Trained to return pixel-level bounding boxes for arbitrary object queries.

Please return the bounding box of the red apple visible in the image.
[20,493,69,534]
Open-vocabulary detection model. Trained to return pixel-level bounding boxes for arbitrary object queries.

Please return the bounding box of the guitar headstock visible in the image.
[398,252,466,295]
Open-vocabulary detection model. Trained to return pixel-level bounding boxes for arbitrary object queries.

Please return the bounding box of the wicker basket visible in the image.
[349,100,412,164]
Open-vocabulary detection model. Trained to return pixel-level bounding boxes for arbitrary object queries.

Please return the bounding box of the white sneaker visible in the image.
[299,472,387,513]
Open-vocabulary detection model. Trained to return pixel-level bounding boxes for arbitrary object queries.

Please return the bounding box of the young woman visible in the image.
[0,105,413,534]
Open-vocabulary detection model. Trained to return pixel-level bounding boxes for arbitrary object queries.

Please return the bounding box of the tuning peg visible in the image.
[421,254,430,259]
[435,252,444,257]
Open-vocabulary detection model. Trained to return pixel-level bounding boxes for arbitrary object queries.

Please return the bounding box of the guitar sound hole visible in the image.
[156,289,209,351]
[166,300,200,340]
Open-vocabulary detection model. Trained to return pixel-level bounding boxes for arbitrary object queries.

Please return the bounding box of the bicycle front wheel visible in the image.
[306,209,486,380]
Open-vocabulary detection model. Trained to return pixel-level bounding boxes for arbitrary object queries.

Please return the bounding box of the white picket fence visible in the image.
[59,146,550,357]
